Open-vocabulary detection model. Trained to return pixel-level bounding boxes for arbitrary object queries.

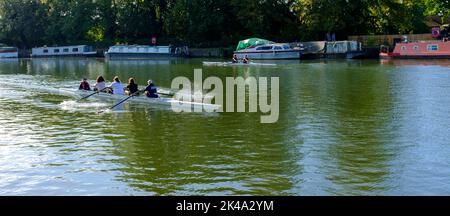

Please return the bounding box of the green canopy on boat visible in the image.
[236,38,273,51]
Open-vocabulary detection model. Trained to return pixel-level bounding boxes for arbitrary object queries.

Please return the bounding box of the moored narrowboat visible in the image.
[0,46,19,58]
[31,45,97,58]
[380,40,450,59]
[104,45,189,59]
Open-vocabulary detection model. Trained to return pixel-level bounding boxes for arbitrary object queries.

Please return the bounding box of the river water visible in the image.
[0,58,449,195]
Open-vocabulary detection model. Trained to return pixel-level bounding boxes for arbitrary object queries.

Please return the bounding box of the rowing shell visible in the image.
[202,61,277,67]
[76,90,221,111]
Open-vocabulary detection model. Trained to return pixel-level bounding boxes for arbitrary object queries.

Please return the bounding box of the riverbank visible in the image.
[17,47,236,59]
[16,44,380,59]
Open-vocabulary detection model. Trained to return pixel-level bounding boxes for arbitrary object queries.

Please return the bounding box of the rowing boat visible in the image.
[76,90,221,110]
[202,61,277,67]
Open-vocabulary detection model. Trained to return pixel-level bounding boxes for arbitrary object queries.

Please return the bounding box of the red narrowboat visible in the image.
[380,40,450,59]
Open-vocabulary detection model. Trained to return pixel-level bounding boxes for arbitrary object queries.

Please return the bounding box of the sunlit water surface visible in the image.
[0,58,449,195]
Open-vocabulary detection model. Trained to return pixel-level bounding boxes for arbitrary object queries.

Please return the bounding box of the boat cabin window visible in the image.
[256,46,273,50]
[283,45,290,50]
[401,46,407,51]
[54,49,60,53]
[413,46,419,51]
[43,49,49,53]
[63,48,69,53]
[427,45,438,51]
[83,46,92,52]
[72,48,79,52]
[274,46,283,50]
[0,47,18,52]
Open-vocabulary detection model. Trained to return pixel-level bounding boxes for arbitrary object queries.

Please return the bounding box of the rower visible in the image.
[144,80,159,98]
[79,78,91,91]
[232,54,238,63]
[242,55,250,64]
[93,75,106,92]
[125,77,139,96]
[109,76,125,95]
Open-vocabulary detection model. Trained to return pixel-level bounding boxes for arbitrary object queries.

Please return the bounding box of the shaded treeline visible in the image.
[0,0,448,48]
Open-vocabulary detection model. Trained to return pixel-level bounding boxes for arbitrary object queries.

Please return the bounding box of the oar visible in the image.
[158,92,174,97]
[77,87,108,102]
[97,91,140,114]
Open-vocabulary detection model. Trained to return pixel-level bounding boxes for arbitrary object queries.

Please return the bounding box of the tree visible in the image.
[423,0,450,23]
[0,0,48,48]
[164,0,298,46]
[0,0,444,48]
[293,0,428,38]
[114,0,164,43]
[163,0,236,46]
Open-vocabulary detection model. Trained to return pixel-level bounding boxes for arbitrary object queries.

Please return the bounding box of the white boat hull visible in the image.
[234,51,300,60]
[202,61,276,67]
[0,52,18,58]
[76,90,221,111]
[31,45,97,58]
[31,52,97,58]
[104,45,188,59]
[105,52,182,59]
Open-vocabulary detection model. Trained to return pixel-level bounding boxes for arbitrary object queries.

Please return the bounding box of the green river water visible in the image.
[0,58,449,195]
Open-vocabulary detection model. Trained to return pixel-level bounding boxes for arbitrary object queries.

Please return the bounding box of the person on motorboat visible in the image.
[144,80,159,98]
[109,76,125,95]
[125,77,139,96]
[93,75,106,92]
[232,54,239,63]
[242,55,250,64]
[79,78,91,91]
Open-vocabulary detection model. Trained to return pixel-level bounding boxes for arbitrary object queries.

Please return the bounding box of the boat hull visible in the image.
[0,47,19,58]
[104,45,188,59]
[0,52,18,58]
[105,52,183,60]
[76,90,221,110]
[380,54,450,59]
[379,41,450,59]
[202,61,277,67]
[234,51,301,60]
[31,52,97,58]
[31,45,97,58]
[326,51,367,59]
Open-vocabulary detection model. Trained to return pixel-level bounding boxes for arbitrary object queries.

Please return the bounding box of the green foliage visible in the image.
[294,0,429,39]
[423,0,450,23]
[0,0,446,48]
[0,0,48,48]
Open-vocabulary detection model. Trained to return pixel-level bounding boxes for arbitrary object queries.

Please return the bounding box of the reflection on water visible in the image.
[380,59,450,67]
[0,58,450,195]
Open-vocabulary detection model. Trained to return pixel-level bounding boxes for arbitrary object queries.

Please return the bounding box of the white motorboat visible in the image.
[234,43,301,60]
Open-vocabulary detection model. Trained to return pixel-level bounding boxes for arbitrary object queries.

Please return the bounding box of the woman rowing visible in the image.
[93,75,106,92]
[125,77,139,96]
[144,80,159,98]
[232,54,239,63]
[79,78,91,91]
[109,76,125,95]
[242,55,250,64]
